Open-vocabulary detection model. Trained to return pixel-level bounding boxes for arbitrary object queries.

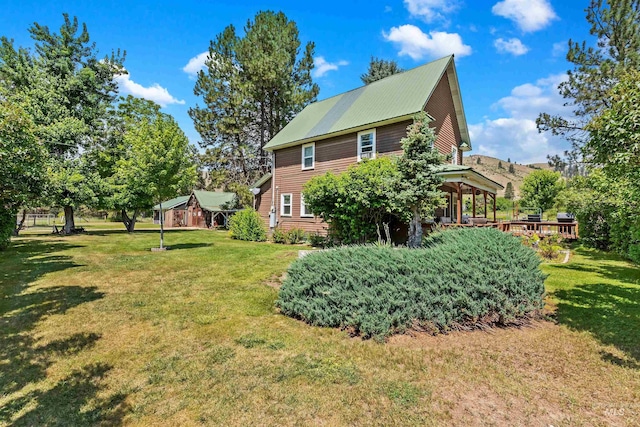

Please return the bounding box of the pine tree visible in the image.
[190,11,319,187]
[476,157,481,165]
[393,112,445,248]
[498,161,504,169]
[504,182,515,200]
[360,57,403,84]
[508,163,515,174]
[507,157,511,163]
[537,0,640,144]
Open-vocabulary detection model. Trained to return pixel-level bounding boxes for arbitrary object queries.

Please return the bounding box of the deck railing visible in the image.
[440,220,579,239]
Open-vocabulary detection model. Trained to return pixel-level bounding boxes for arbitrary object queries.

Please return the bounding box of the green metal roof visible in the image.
[436,164,504,190]
[192,190,236,211]
[251,173,272,189]
[153,195,189,211]
[264,55,454,151]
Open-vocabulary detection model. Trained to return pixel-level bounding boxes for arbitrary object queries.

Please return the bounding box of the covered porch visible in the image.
[436,165,503,225]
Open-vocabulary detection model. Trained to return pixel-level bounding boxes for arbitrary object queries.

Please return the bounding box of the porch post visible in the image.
[456,183,462,225]
[472,187,476,218]
[492,193,497,222]
[483,191,487,218]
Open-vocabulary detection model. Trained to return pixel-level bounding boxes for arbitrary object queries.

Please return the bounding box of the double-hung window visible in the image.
[300,194,313,218]
[451,145,459,165]
[281,194,292,217]
[302,142,315,170]
[357,129,376,161]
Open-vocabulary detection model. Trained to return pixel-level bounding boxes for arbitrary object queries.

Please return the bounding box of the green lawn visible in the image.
[1,229,638,426]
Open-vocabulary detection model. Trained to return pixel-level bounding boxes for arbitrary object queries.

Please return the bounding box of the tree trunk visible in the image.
[13,209,27,236]
[63,205,75,234]
[159,202,164,249]
[407,208,423,248]
[121,209,139,233]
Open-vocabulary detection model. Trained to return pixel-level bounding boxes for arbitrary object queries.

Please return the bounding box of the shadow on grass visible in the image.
[0,238,128,425]
[164,242,213,250]
[86,229,200,237]
[550,247,640,367]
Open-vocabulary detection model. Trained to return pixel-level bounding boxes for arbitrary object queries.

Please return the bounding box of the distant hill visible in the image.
[462,155,552,198]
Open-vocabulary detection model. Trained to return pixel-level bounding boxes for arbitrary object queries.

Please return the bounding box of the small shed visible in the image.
[185,190,238,228]
[153,196,189,227]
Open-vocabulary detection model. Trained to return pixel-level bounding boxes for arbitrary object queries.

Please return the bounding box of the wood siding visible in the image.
[425,74,464,165]
[257,73,465,233]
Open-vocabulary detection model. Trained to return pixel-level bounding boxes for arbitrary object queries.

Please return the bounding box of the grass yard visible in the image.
[1,229,638,426]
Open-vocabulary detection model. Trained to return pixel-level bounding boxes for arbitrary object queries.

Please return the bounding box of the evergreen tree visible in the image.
[498,161,504,169]
[508,163,515,174]
[537,0,640,144]
[507,157,511,163]
[0,14,125,233]
[360,57,403,84]
[504,182,515,200]
[190,11,318,187]
[476,157,481,165]
[393,112,445,248]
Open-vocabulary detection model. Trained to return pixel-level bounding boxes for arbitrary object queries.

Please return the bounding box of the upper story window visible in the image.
[281,194,292,217]
[451,145,459,165]
[302,142,315,170]
[357,129,376,161]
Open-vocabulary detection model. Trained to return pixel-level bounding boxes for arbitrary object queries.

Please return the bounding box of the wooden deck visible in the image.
[441,220,579,239]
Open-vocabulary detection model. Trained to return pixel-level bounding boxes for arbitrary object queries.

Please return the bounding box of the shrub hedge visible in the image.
[277,228,545,340]
[228,209,267,242]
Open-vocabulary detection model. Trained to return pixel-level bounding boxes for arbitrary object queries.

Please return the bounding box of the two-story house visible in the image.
[252,55,503,234]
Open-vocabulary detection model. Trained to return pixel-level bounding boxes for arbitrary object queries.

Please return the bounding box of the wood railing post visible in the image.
[456,183,462,225]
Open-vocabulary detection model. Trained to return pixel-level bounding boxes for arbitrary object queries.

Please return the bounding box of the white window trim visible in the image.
[301,142,315,170]
[280,193,293,217]
[451,145,459,165]
[357,129,376,162]
[300,194,313,218]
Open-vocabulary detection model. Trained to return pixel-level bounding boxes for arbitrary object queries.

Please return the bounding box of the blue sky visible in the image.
[2,0,592,163]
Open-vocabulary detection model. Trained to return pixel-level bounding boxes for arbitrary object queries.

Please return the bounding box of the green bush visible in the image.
[277,228,545,340]
[286,228,307,244]
[271,227,287,244]
[228,209,266,242]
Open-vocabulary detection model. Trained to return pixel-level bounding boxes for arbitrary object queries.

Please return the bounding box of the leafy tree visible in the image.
[504,182,515,200]
[586,69,640,184]
[303,157,400,244]
[0,100,47,248]
[393,112,445,248]
[508,163,515,174]
[119,112,197,248]
[100,96,196,232]
[360,57,403,84]
[0,14,125,233]
[520,170,565,213]
[190,11,318,187]
[538,0,640,144]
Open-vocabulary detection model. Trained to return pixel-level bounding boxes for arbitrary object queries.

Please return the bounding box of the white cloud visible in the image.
[492,0,558,32]
[115,72,185,107]
[494,37,529,56]
[384,5,393,12]
[182,51,210,77]
[469,74,571,163]
[383,25,472,60]
[552,40,567,57]
[312,56,349,78]
[404,0,459,23]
